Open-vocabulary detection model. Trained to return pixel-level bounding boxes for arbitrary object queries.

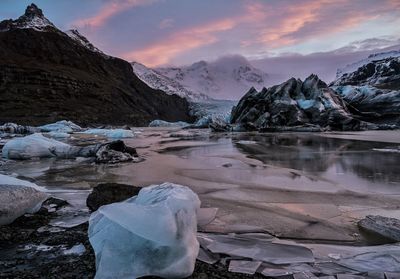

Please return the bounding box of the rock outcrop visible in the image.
[0,4,193,126]
[231,74,372,131]
[332,55,400,126]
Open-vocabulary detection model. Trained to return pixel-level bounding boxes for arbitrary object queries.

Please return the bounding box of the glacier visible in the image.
[0,174,48,225]
[88,182,200,279]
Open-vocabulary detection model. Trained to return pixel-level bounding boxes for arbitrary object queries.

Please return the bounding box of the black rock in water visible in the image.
[231,74,374,131]
[86,183,142,211]
[0,4,193,126]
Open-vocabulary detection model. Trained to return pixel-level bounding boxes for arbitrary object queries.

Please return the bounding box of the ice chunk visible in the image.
[63,243,86,255]
[197,247,220,264]
[0,175,48,225]
[202,233,314,264]
[88,183,200,279]
[1,133,72,159]
[0,174,46,191]
[38,120,82,133]
[228,260,262,275]
[149,120,190,127]
[82,128,136,139]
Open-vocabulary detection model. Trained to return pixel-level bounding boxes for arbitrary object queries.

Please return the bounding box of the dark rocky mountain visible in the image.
[0,4,193,126]
[230,74,384,131]
[332,55,400,126]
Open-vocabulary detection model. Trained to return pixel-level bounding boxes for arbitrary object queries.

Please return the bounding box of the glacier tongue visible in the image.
[88,182,200,279]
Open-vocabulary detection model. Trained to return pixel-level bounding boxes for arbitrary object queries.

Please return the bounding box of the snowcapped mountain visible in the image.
[0,3,106,57]
[131,62,210,101]
[156,55,269,100]
[0,3,56,32]
[336,50,400,78]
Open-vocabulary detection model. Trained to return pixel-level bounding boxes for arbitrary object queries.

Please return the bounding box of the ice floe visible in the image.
[89,183,200,279]
[82,128,136,139]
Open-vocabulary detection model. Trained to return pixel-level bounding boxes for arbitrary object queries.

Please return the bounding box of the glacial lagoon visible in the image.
[2,128,400,244]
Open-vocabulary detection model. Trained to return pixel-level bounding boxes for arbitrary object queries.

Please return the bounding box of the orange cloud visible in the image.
[123,19,236,66]
[74,0,157,28]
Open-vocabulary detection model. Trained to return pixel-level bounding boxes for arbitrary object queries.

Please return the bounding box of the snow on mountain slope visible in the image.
[336,50,400,78]
[131,62,209,101]
[65,29,105,55]
[0,3,56,32]
[156,55,269,100]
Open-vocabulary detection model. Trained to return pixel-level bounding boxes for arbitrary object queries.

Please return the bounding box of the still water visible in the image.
[2,128,400,243]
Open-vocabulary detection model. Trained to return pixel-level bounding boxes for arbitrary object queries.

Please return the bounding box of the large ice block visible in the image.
[88,182,200,279]
[1,133,72,159]
[0,174,48,225]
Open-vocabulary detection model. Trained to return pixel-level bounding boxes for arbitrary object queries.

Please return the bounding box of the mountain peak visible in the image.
[0,3,56,32]
[24,3,44,18]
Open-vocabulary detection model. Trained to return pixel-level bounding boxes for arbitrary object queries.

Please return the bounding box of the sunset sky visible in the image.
[1,0,400,81]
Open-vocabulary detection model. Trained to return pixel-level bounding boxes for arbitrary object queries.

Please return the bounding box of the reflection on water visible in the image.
[233,133,400,187]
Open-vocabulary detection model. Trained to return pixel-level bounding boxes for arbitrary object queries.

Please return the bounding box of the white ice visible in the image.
[0,174,48,225]
[82,128,136,139]
[38,120,82,133]
[1,133,72,159]
[63,243,86,256]
[88,182,200,279]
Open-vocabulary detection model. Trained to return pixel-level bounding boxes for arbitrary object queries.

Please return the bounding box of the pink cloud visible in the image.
[73,0,157,29]
[123,19,236,66]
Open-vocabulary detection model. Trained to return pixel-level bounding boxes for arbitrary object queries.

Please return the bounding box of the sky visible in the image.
[1,0,400,82]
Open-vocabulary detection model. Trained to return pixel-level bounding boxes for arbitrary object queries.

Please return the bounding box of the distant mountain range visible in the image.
[132,55,269,101]
[0,4,192,126]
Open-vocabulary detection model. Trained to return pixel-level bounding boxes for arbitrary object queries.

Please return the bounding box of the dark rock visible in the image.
[94,140,140,164]
[209,119,232,132]
[231,75,373,131]
[358,215,400,243]
[86,183,142,211]
[0,123,36,134]
[0,5,194,126]
[332,57,400,90]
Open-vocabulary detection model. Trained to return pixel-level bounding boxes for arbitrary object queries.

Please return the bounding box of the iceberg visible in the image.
[0,174,48,225]
[89,183,200,279]
[148,120,190,127]
[1,133,72,159]
[82,128,136,139]
[38,120,82,133]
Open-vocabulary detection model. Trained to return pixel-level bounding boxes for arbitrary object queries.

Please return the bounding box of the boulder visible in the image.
[358,215,400,243]
[89,183,200,279]
[95,140,139,164]
[86,183,141,211]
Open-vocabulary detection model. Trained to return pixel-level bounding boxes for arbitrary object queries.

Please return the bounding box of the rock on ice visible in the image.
[89,182,200,279]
